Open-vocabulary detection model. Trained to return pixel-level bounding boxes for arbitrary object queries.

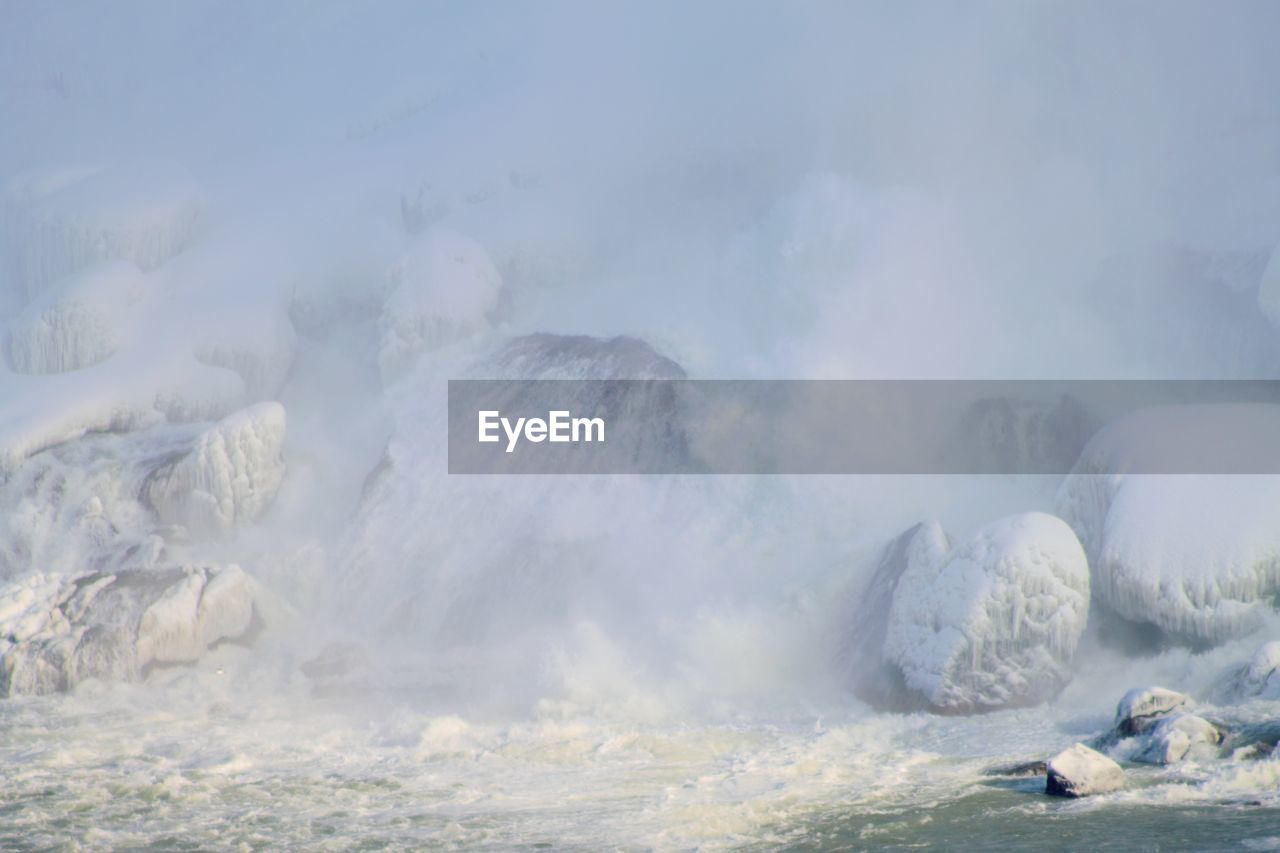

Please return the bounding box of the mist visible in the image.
[3,1,1280,847]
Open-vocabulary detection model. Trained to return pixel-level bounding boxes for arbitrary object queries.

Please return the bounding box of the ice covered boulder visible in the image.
[879,512,1090,713]
[1115,686,1190,736]
[1045,743,1125,797]
[1132,713,1223,764]
[145,402,287,538]
[839,521,950,709]
[1057,407,1280,645]
[0,565,256,697]
[377,229,503,380]
[3,164,202,297]
[6,261,147,374]
[1241,641,1280,699]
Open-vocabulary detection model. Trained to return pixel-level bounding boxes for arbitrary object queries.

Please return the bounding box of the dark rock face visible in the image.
[485,333,686,380]
[948,394,1097,474]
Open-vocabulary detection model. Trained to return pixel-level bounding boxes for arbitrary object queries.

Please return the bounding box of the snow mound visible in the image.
[4,164,202,297]
[1046,743,1124,797]
[145,403,287,538]
[1058,408,1280,645]
[1115,686,1190,736]
[0,565,256,697]
[6,261,147,375]
[881,512,1090,713]
[1132,713,1223,764]
[377,229,502,380]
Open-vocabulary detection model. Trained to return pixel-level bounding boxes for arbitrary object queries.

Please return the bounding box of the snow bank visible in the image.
[146,402,287,538]
[880,512,1090,713]
[377,229,502,380]
[0,565,256,697]
[1045,743,1125,797]
[3,165,202,298]
[1058,407,1280,645]
[6,261,147,375]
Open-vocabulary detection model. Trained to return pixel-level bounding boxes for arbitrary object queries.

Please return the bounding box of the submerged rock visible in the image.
[1046,743,1125,797]
[1115,686,1189,736]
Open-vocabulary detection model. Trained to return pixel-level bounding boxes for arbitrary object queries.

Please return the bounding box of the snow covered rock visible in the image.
[1115,686,1190,736]
[3,164,202,297]
[1132,713,1223,764]
[377,229,503,380]
[145,403,287,538]
[840,521,950,709]
[1057,407,1280,645]
[5,262,148,375]
[0,565,256,697]
[880,512,1090,713]
[1045,743,1125,797]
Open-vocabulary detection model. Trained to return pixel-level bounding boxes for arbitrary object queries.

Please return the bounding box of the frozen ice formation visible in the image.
[340,332,689,637]
[6,261,147,375]
[1058,406,1280,645]
[377,229,503,380]
[146,403,287,538]
[0,565,256,697]
[1131,713,1223,764]
[1045,743,1125,797]
[840,521,949,710]
[1114,686,1190,736]
[3,164,201,298]
[1241,641,1280,698]
[878,512,1090,713]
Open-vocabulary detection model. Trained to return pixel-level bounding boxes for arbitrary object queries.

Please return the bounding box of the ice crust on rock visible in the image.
[840,521,950,709]
[377,229,503,380]
[146,403,287,538]
[1045,743,1125,797]
[6,262,147,375]
[1132,713,1223,764]
[1058,406,1280,645]
[1114,686,1190,736]
[0,565,256,697]
[1242,641,1280,698]
[880,512,1090,713]
[3,165,202,298]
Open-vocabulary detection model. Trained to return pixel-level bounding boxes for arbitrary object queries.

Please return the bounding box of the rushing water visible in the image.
[2,640,1279,850]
